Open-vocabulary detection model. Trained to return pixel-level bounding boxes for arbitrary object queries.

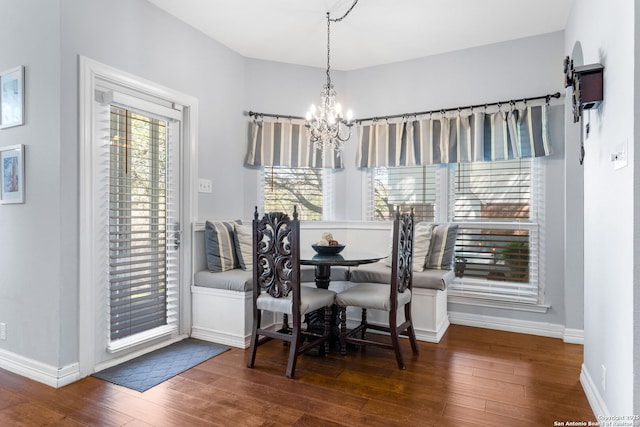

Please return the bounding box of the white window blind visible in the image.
[263,166,332,220]
[448,159,540,304]
[367,158,543,306]
[370,166,438,221]
[108,105,179,342]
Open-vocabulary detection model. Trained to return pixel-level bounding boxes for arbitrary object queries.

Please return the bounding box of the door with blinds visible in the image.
[107,105,180,349]
[79,57,195,376]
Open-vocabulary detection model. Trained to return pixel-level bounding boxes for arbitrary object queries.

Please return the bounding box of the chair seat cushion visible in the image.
[349,261,453,291]
[335,283,411,312]
[257,287,336,315]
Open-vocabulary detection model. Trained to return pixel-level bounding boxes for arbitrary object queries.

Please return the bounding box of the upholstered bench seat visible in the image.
[349,261,454,291]
[191,219,350,349]
[194,268,253,292]
[193,265,349,292]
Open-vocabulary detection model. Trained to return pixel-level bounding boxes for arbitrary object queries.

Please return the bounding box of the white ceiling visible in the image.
[147,0,574,71]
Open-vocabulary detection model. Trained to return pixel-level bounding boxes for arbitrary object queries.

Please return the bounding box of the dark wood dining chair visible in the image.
[246,206,336,378]
[335,207,419,369]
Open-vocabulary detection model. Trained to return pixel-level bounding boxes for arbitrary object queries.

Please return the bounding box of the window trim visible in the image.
[366,159,547,311]
[448,159,546,310]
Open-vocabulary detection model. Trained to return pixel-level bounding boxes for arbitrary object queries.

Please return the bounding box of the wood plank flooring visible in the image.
[0,325,595,426]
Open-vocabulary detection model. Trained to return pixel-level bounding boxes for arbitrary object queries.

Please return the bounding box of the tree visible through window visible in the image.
[264,167,324,220]
[373,166,437,222]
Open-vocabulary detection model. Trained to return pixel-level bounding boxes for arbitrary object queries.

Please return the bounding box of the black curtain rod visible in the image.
[355,92,562,123]
[247,111,306,120]
[247,92,562,124]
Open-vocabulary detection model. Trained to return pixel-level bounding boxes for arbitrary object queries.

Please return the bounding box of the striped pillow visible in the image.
[384,221,435,272]
[412,222,435,272]
[205,220,240,272]
[426,223,459,270]
[233,223,253,271]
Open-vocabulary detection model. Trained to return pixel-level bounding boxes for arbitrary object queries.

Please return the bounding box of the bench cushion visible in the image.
[349,261,453,291]
[194,265,351,292]
[195,268,253,292]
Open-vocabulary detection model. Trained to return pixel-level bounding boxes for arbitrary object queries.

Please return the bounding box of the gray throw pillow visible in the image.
[205,220,240,272]
[426,223,459,270]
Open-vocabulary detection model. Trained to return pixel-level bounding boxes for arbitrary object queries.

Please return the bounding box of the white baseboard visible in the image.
[580,363,609,417]
[448,311,584,344]
[0,348,81,388]
[563,328,584,344]
[415,314,450,343]
[191,326,250,349]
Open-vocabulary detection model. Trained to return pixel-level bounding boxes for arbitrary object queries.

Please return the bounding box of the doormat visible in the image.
[92,338,229,392]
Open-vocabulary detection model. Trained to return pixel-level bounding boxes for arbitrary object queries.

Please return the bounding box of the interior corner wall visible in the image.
[242,58,353,220]
[0,0,63,368]
[564,42,585,334]
[635,0,640,414]
[244,32,570,327]
[565,0,635,415]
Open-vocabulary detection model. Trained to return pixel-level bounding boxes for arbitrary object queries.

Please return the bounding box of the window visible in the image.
[109,106,176,341]
[262,167,332,220]
[371,166,438,221]
[369,159,543,306]
[449,159,540,304]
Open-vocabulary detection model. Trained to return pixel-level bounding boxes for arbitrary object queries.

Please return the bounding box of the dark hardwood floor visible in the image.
[0,325,595,426]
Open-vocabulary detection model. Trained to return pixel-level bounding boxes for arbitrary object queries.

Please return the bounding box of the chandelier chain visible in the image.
[326,12,331,88]
[306,0,358,157]
[329,0,359,22]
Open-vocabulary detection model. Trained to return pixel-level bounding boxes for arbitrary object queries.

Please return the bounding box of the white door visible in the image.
[79,58,196,375]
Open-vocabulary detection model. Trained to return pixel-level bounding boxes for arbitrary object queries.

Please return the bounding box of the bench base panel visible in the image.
[191,285,449,348]
[191,286,276,349]
[345,288,449,343]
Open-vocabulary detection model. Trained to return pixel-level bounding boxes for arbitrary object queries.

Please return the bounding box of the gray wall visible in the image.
[59,0,246,367]
[565,0,635,414]
[0,0,247,369]
[0,0,63,367]
[244,31,570,327]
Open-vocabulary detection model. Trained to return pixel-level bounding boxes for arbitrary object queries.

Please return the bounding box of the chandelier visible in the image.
[305,2,358,156]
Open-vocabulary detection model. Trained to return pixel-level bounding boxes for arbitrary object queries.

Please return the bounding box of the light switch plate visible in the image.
[612,140,628,170]
[198,178,212,193]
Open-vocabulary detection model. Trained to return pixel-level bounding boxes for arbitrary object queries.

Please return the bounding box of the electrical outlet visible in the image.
[198,178,212,193]
[601,364,606,392]
[0,323,6,340]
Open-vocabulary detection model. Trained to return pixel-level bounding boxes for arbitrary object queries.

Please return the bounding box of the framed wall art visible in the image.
[0,66,25,129]
[0,144,25,204]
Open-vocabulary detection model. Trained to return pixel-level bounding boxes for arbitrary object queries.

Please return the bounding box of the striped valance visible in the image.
[246,120,343,169]
[357,105,550,168]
